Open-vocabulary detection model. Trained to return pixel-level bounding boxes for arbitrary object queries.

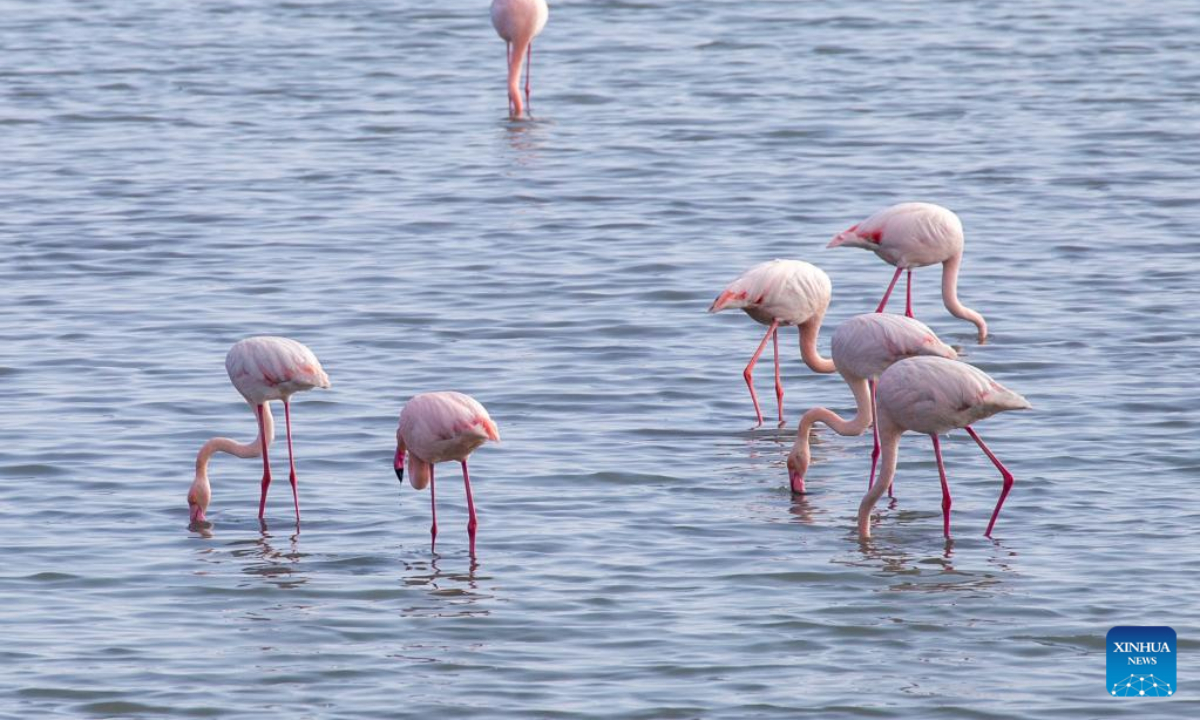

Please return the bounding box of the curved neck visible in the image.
[941,254,988,342]
[507,38,531,116]
[790,377,873,466]
[857,419,901,536]
[194,403,274,484]
[798,316,835,374]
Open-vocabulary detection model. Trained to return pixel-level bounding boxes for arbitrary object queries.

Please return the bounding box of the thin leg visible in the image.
[257,403,272,519]
[966,426,1015,537]
[867,380,881,489]
[462,460,478,557]
[524,44,532,110]
[506,41,513,115]
[875,267,904,313]
[772,325,784,426]
[930,434,952,537]
[743,319,780,428]
[905,269,913,318]
[283,399,301,523]
[429,464,438,552]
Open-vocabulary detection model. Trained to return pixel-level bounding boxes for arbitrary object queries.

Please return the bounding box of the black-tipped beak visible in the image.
[395,466,404,483]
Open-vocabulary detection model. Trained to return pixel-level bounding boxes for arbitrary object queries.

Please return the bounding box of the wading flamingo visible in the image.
[786,313,956,495]
[491,0,549,118]
[395,392,500,556]
[827,203,988,342]
[189,337,330,525]
[858,355,1030,539]
[708,260,835,427]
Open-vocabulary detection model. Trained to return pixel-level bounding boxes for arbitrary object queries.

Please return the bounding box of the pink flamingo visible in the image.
[827,202,988,342]
[858,355,1030,538]
[188,337,330,525]
[708,259,836,427]
[491,0,549,118]
[787,313,956,495]
[394,392,500,556]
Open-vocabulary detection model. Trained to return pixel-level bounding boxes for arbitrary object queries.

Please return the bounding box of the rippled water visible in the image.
[3,0,1199,717]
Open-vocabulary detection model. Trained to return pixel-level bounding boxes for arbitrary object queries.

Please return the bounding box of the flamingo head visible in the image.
[394,446,406,483]
[187,478,211,525]
[786,450,808,495]
[827,224,879,251]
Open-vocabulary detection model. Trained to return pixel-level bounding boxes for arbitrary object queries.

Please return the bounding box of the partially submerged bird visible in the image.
[708,259,835,427]
[787,313,956,495]
[395,392,500,556]
[858,355,1030,539]
[189,337,330,526]
[491,0,549,118]
[828,202,988,342]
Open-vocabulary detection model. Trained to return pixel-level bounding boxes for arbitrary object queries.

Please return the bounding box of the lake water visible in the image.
[2,0,1199,717]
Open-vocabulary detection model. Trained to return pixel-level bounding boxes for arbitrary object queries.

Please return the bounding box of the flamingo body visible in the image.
[189,337,330,526]
[491,0,549,117]
[226,336,330,404]
[709,259,835,427]
[829,202,963,269]
[395,392,500,555]
[828,202,987,341]
[788,314,956,492]
[859,356,1030,538]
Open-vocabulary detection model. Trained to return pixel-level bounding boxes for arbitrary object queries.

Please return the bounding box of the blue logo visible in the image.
[1107,626,1176,697]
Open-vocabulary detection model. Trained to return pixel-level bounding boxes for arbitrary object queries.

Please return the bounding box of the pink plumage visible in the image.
[491,0,549,118]
[708,259,836,427]
[395,391,500,556]
[189,336,330,526]
[828,202,988,341]
[858,355,1031,538]
[787,313,956,494]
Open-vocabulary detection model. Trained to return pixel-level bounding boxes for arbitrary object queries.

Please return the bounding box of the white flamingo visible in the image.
[395,392,500,556]
[858,355,1030,538]
[189,337,330,525]
[708,259,835,427]
[787,313,956,495]
[828,202,988,342]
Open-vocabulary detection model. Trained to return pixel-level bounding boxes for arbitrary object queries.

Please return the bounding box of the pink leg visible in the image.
[742,319,780,428]
[524,44,532,110]
[905,269,913,318]
[868,376,878,489]
[930,434,952,537]
[283,399,300,523]
[429,464,438,552]
[772,324,784,426]
[875,267,904,313]
[462,460,478,557]
[256,404,272,519]
[966,426,1015,537]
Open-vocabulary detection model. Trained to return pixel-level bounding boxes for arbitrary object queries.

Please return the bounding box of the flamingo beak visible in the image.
[394,448,405,483]
[789,469,806,495]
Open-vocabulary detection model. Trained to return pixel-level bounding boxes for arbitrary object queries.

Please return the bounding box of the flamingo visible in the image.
[491,0,549,118]
[827,202,988,342]
[394,392,500,556]
[708,259,835,427]
[858,355,1030,539]
[786,313,957,495]
[188,337,330,526]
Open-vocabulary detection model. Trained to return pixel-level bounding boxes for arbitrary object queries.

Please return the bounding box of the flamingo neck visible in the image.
[941,254,988,342]
[507,37,532,116]
[798,316,835,374]
[193,403,275,485]
[857,417,901,537]
[789,377,872,472]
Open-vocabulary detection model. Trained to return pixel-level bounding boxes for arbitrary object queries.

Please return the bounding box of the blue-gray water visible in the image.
[2,0,1199,717]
